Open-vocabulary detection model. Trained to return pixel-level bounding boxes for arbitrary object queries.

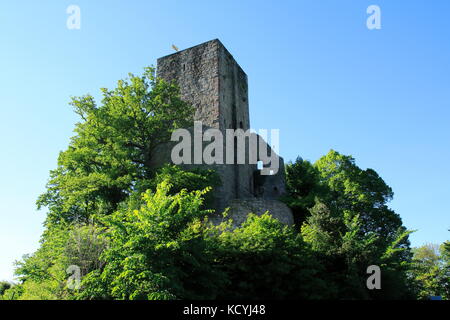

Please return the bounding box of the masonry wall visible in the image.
[155,39,286,214]
[157,39,255,211]
[157,40,221,129]
[217,42,255,200]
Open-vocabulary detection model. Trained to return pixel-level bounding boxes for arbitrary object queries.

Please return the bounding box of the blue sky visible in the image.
[0,0,449,281]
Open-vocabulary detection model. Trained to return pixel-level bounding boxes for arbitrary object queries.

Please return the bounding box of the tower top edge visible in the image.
[156,39,247,77]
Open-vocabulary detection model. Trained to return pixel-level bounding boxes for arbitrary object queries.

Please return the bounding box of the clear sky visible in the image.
[0,0,449,281]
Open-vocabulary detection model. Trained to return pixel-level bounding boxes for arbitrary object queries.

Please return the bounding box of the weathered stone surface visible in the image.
[155,39,293,225]
[157,39,249,133]
[209,199,294,228]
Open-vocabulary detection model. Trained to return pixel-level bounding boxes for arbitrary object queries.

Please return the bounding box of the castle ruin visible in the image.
[154,39,293,226]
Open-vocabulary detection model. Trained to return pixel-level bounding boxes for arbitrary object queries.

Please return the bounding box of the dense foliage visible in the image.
[75,181,328,300]
[284,153,415,299]
[2,68,447,300]
[0,282,11,296]
[410,243,450,299]
[36,67,194,225]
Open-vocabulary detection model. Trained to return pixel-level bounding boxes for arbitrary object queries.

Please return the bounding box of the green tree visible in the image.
[283,157,322,225]
[296,150,414,299]
[79,181,225,300]
[206,213,330,299]
[0,281,11,296]
[37,67,194,225]
[412,243,450,299]
[148,164,221,209]
[78,180,330,300]
[314,150,404,243]
[13,223,108,300]
[441,240,450,298]
[15,67,197,299]
[0,284,23,300]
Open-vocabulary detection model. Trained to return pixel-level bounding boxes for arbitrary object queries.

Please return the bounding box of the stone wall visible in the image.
[155,39,292,224]
[156,39,255,210]
[209,198,294,228]
[157,40,221,129]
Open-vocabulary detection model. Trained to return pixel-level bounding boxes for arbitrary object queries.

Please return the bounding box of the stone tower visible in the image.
[157,39,250,134]
[155,39,293,225]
